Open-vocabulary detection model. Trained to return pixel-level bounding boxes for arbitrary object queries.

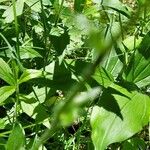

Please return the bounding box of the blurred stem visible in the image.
[12,0,20,59]
[30,32,118,150]
[30,1,144,149]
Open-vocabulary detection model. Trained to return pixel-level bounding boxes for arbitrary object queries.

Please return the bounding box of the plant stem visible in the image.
[15,83,19,122]
[12,0,20,59]
[30,27,121,150]
[30,1,144,149]
[40,0,50,97]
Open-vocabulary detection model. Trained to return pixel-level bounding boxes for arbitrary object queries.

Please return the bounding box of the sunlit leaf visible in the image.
[92,67,114,88]
[2,0,24,23]
[91,85,150,150]
[94,0,131,17]
[18,69,44,84]
[0,86,15,104]
[6,123,25,150]
[20,47,42,59]
[101,47,123,79]
[123,32,150,87]
[0,58,15,85]
[25,0,41,12]
[122,36,143,51]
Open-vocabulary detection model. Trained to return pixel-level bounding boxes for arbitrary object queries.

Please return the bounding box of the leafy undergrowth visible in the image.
[0,0,150,150]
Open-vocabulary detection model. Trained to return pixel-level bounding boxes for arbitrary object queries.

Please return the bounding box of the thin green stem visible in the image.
[12,0,20,59]
[119,13,124,40]
[11,60,20,123]
[40,0,49,97]
[15,83,19,122]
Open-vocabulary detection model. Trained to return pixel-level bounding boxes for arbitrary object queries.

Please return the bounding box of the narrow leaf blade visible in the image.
[0,86,15,104]
[123,32,150,87]
[18,69,44,84]
[6,123,25,150]
[0,58,15,85]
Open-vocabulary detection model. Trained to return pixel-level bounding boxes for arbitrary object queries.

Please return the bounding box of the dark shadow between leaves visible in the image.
[97,87,131,120]
[138,31,150,60]
[33,104,49,123]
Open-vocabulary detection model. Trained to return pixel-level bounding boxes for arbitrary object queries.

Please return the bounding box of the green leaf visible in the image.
[74,0,86,13]
[90,85,150,150]
[0,119,5,129]
[122,36,143,51]
[2,0,24,23]
[6,123,25,150]
[0,86,15,104]
[92,67,114,88]
[42,0,52,6]
[51,61,76,90]
[18,69,44,84]
[21,101,49,123]
[0,58,15,85]
[96,0,131,17]
[122,137,146,150]
[123,32,150,87]
[20,47,42,59]
[30,135,47,150]
[25,0,41,12]
[0,0,8,3]
[20,86,50,104]
[50,26,64,37]
[101,47,123,79]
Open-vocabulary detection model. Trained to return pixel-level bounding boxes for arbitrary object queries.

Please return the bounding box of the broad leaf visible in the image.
[101,47,123,79]
[6,123,25,150]
[91,85,150,150]
[20,47,42,59]
[0,86,15,104]
[123,32,150,87]
[2,0,24,23]
[21,101,49,124]
[0,58,15,85]
[25,0,41,12]
[122,137,146,150]
[92,67,114,88]
[19,86,50,104]
[94,0,131,17]
[122,36,142,51]
[30,135,47,150]
[18,69,44,84]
